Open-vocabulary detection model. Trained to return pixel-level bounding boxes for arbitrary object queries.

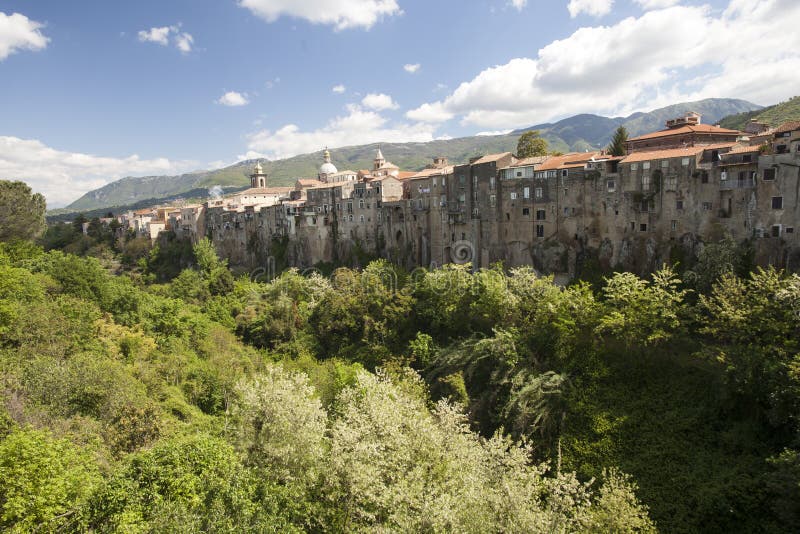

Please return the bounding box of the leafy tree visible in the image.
[516,130,548,158]
[596,267,688,351]
[607,125,629,156]
[0,180,46,242]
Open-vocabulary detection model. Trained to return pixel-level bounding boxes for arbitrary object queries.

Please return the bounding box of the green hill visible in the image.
[719,96,800,130]
[60,98,760,214]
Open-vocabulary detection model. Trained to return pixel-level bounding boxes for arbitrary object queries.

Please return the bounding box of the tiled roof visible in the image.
[628,124,742,142]
[775,121,800,134]
[620,143,734,163]
[471,152,513,165]
[296,179,325,188]
[536,152,601,171]
[239,187,293,195]
[409,166,454,178]
[507,156,550,168]
[396,171,417,180]
[726,144,761,155]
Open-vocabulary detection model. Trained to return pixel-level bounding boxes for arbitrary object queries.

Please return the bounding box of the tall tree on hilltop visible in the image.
[0,180,46,242]
[607,126,629,156]
[516,130,549,158]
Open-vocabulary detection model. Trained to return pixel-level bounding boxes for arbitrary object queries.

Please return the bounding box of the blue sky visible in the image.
[1,0,798,206]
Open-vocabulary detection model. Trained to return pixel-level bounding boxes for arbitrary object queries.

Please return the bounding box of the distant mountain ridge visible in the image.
[718,96,800,130]
[61,98,760,213]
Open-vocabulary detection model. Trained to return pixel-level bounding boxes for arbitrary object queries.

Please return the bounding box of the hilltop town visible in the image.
[101,113,800,278]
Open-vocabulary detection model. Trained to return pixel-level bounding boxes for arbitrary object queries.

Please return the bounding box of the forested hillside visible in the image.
[4,193,800,531]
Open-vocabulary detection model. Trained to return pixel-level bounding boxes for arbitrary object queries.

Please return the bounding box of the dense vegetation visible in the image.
[5,186,800,531]
[719,95,800,130]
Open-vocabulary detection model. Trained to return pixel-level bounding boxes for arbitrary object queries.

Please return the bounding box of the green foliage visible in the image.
[516,130,548,158]
[607,125,629,156]
[0,428,100,531]
[0,180,46,243]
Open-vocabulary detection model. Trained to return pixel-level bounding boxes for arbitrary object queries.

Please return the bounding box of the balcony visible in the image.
[719,178,755,190]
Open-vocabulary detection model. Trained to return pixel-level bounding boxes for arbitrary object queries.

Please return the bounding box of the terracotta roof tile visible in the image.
[471,152,513,165]
[628,124,742,142]
[775,121,800,134]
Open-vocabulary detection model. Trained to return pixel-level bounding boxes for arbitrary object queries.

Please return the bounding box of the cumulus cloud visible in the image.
[0,136,195,208]
[217,91,250,106]
[403,63,421,73]
[634,0,679,8]
[137,26,172,45]
[0,11,49,61]
[332,84,346,94]
[567,0,614,18]
[406,1,800,129]
[509,0,527,11]
[361,93,399,111]
[243,105,436,160]
[175,32,194,53]
[137,24,194,52]
[238,0,401,31]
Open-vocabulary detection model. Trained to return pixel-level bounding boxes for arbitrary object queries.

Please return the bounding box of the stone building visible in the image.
[169,115,800,277]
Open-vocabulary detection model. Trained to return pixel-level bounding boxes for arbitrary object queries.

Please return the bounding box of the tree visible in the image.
[607,125,629,156]
[0,180,46,242]
[516,130,548,158]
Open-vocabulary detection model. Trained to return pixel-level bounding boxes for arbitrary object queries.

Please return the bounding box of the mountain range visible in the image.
[59,98,760,214]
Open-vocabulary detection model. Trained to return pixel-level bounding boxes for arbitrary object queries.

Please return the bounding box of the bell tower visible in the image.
[251,161,267,188]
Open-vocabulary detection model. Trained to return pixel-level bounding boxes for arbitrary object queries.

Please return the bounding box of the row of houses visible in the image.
[161,113,800,276]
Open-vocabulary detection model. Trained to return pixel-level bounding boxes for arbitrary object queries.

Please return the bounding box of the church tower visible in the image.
[250,161,267,188]
[373,147,385,171]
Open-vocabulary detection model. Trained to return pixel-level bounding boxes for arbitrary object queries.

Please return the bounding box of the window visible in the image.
[787,227,794,234]
[490,177,496,190]
[563,207,569,216]
[359,199,365,209]
[459,175,465,185]
[536,209,546,221]
[643,162,651,170]
[743,154,752,163]
[664,175,677,190]
[701,172,709,184]
[433,177,437,187]
[523,186,530,199]
[772,196,784,209]
[702,202,712,211]
[607,180,616,193]
[682,157,690,166]
[510,192,518,200]
[489,194,496,207]
[472,176,478,187]
[349,214,353,221]
[442,177,446,187]
[377,212,382,222]
[536,224,544,238]
[359,215,365,222]
[772,225,781,237]
[630,221,635,230]
[630,163,638,171]
[535,187,543,199]
[516,171,523,177]
[561,169,568,177]
[661,160,669,168]
[676,200,684,210]
[671,220,677,231]
[641,175,650,191]
[640,223,648,232]
[763,168,776,181]
[522,207,530,216]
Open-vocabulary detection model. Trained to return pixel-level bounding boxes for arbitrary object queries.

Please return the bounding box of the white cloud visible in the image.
[403,63,420,73]
[137,25,194,52]
[634,0,679,8]
[239,0,401,31]
[406,1,800,129]
[0,11,49,60]
[476,129,512,136]
[175,32,194,53]
[361,93,399,111]
[332,84,346,94]
[265,77,281,89]
[509,0,527,11]
[0,136,195,208]
[137,26,172,46]
[567,0,613,18]
[244,105,436,160]
[217,91,250,107]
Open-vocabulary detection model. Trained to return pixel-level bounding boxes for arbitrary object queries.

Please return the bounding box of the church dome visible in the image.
[319,149,338,175]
